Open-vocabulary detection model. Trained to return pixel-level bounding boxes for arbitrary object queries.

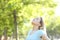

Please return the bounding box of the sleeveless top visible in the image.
[26,30,45,40]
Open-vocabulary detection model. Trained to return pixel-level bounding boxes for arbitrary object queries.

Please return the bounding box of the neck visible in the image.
[33,26,38,31]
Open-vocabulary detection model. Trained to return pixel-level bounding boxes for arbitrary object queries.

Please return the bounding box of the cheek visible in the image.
[36,22,41,26]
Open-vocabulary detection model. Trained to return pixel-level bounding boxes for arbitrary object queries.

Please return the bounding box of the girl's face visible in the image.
[32,17,41,26]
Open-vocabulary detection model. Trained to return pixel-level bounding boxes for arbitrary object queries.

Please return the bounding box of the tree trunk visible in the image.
[3,27,7,40]
[13,10,17,40]
[0,35,2,40]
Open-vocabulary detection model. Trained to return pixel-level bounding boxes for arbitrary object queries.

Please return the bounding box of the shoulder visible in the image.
[27,30,32,35]
[38,30,45,33]
[37,30,45,35]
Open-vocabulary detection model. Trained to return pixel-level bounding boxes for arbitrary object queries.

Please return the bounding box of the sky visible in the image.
[54,0,60,16]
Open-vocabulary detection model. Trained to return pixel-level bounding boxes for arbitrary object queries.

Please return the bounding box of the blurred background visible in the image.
[0,0,60,40]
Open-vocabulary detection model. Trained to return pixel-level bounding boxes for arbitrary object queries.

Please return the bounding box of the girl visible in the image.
[26,17,50,40]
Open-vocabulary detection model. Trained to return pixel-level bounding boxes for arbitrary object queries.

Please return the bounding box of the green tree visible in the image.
[0,0,59,40]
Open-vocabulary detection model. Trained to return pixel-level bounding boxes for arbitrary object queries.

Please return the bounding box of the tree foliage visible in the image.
[0,0,60,40]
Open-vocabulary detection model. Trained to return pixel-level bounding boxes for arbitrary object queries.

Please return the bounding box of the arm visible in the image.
[41,35,47,40]
[41,34,50,40]
[39,30,49,40]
